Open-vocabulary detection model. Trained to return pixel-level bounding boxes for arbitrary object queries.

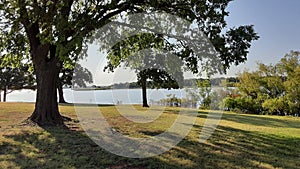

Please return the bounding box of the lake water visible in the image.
[6,88,187,105]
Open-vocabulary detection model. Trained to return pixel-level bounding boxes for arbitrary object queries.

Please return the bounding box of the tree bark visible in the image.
[29,46,64,126]
[19,5,65,126]
[57,80,67,103]
[141,77,149,107]
[3,86,7,102]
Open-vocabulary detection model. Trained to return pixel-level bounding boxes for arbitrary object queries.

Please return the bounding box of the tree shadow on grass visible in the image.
[0,123,184,169]
[221,113,300,128]
[1,127,127,168]
[176,124,300,169]
[1,118,299,169]
[59,103,115,107]
[199,110,300,128]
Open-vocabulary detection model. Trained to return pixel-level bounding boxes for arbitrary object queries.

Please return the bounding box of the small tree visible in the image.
[0,62,35,102]
[198,79,212,109]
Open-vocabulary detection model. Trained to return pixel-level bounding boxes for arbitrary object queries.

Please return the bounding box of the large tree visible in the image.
[0,0,258,126]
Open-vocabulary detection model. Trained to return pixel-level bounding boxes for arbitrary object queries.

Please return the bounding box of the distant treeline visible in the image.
[184,77,238,87]
[91,77,238,90]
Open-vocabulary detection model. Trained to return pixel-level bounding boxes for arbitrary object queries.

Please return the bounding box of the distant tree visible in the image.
[278,51,300,116]
[160,94,181,107]
[262,97,287,115]
[138,69,182,107]
[257,63,285,98]
[236,70,261,99]
[105,33,184,107]
[184,84,201,108]
[105,25,258,107]
[0,62,35,102]
[232,51,300,116]
[221,96,237,111]
[57,63,93,103]
[198,79,212,109]
[235,64,284,114]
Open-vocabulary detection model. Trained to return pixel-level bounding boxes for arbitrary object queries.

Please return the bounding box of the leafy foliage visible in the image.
[0,0,258,124]
[0,59,35,102]
[225,51,300,116]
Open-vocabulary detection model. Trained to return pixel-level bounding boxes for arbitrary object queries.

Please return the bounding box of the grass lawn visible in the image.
[0,102,299,169]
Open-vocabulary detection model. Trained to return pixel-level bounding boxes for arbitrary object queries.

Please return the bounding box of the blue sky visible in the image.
[82,0,300,85]
[225,0,300,75]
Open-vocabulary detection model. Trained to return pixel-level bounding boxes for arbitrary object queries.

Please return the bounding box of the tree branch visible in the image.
[18,0,40,57]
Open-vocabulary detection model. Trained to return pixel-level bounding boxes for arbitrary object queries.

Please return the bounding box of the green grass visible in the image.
[0,102,299,169]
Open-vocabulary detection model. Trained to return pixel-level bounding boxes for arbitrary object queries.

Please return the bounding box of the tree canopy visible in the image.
[0,0,258,125]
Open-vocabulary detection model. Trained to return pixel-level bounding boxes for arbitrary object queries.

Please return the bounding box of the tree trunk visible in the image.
[29,46,64,126]
[3,86,7,102]
[141,77,149,107]
[57,80,67,103]
[0,90,2,102]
